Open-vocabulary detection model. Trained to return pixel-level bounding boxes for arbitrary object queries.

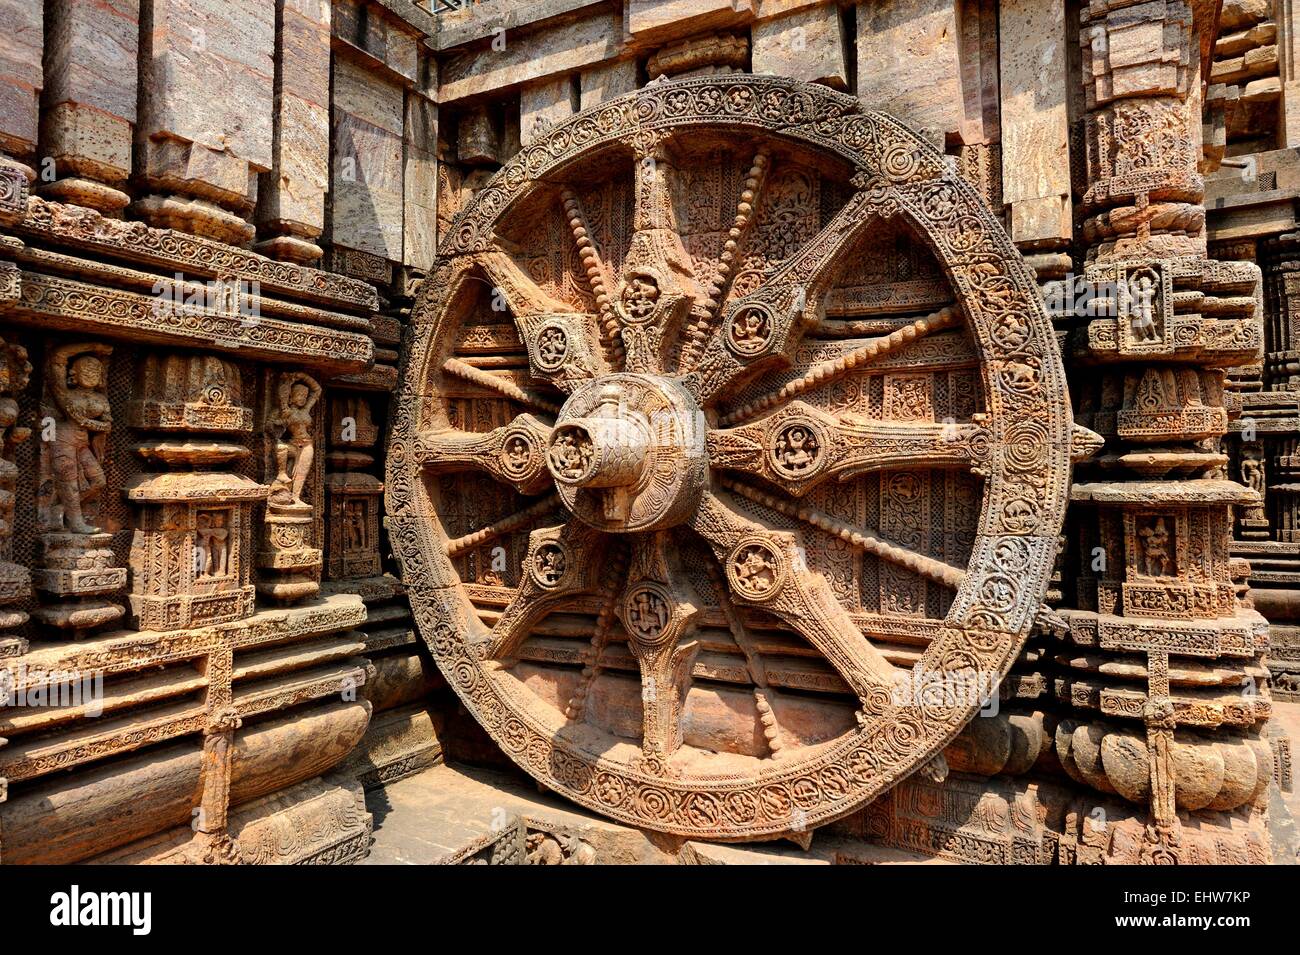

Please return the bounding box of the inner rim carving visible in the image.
[388,75,1078,840]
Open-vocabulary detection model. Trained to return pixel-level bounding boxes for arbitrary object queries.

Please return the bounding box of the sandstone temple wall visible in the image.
[0,0,1294,864]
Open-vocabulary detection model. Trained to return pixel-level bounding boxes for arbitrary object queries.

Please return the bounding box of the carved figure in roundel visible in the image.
[535,323,569,371]
[726,304,774,356]
[531,543,568,588]
[390,75,1079,840]
[770,420,824,478]
[625,584,672,645]
[546,425,595,483]
[728,540,785,600]
[501,430,537,479]
[619,272,660,323]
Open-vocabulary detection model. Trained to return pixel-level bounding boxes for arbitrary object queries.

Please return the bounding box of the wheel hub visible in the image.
[546,373,707,532]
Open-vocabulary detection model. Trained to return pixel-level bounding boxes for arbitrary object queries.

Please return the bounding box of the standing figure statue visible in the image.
[42,342,112,534]
[267,372,321,508]
[0,339,32,554]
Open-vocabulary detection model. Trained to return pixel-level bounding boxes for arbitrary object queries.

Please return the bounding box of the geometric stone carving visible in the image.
[389,75,1081,840]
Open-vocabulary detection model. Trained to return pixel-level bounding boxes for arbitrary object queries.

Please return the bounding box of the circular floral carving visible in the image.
[635,786,673,821]
[594,772,628,808]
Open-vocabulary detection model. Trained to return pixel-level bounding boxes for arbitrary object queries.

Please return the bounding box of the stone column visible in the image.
[39,0,139,215]
[752,5,850,90]
[1058,0,1275,863]
[579,60,638,110]
[0,0,42,172]
[133,0,276,245]
[998,0,1074,276]
[255,0,332,263]
[327,0,423,287]
[520,76,576,148]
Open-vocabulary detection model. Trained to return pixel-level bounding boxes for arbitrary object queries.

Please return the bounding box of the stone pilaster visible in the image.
[1056,0,1276,863]
[255,0,332,264]
[132,0,276,245]
[39,0,138,215]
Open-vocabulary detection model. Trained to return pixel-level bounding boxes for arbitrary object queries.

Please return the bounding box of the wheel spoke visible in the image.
[685,189,878,406]
[709,401,990,496]
[611,133,709,374]
[476,249,605,391]
[618,532,702,767]
[485,523,606,661]
[417,415,554,494]
[719,306,962,426]
[718,477,967,589]
[688,489,894,706]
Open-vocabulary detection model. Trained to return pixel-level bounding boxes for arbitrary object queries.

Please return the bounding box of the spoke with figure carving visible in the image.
[719,477,966,589]
[679,148,772,371]
[476,250,604,390]
[445,495,560,559]
[618,532,702,765]
[687,190,880,406]
[485,522,605,661]
[417,414,554,495]
[709,401,990,497]
[612,134,710,375]
[720,305,963,426]
[689,490,895,705]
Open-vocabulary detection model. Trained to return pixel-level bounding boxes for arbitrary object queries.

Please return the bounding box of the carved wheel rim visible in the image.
[388,75,1075,840]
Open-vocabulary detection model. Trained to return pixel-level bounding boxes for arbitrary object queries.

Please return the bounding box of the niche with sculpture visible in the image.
[258,370,324,601]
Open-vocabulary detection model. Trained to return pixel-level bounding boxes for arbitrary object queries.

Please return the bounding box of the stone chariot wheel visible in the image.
[388,75,1082,840]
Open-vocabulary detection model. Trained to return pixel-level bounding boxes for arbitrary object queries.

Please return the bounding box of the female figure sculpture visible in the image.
[267,372,321,508]
[42,342,112,534]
